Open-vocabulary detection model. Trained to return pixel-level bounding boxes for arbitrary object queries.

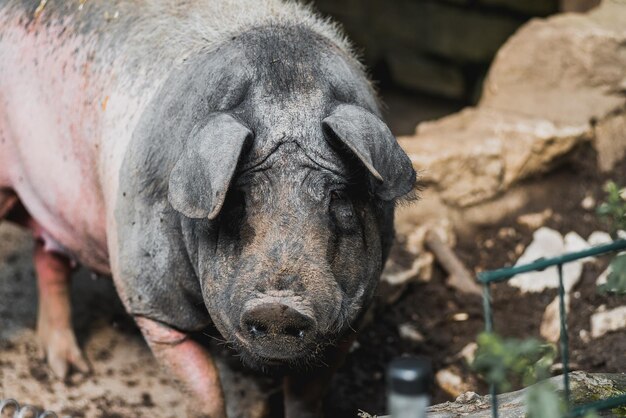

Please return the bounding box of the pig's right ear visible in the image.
[168,113,252,220]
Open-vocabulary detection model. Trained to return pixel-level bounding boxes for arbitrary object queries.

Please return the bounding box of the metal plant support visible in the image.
[477,239,626,418]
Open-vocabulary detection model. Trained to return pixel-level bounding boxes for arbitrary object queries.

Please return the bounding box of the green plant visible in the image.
[598,253,626,295]
[596,180,626,295]
[597,181,626,234]
[472,332,560,416]
[472,332,556,392]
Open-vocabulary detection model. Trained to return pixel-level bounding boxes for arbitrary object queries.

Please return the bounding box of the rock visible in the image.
[540,295,570,343]
[457,342,478,364]
[398,323,426,343]
[381,251,435,286]
[516,209,553,229]
[579,329,591,343]
[590,305,626,338]
[595,112,626,171]
[581,195,596,210]
[452,312,469,321]
[435,367,472,398]
[399,0,626,208]
[564,231,592,261]
[455,391,482,404]
[588,230,612,246]
[400,107,589,208]
[509,227,585,293]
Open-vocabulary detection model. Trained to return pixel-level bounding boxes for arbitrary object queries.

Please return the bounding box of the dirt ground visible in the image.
[1,111,625,416]
[327,146,626,416]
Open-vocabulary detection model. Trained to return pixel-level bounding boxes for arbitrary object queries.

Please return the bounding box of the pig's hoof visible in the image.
[37,329,90,379]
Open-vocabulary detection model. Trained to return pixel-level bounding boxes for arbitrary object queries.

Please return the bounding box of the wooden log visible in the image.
[372,371,626,418]
[424,230,482,296]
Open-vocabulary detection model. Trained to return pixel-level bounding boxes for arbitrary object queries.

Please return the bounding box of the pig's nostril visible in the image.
[246,322,268,338]
[285,326,306,339]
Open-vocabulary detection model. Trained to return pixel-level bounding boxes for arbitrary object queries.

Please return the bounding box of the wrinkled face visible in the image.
[195,143,390,368]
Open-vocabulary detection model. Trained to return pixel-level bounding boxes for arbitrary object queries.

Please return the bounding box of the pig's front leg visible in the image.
[134,316,226,418]
[283,331,357,418]
[35,240,90,378]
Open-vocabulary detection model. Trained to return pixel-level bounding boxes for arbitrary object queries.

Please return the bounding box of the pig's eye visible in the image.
[222,189,246,230]
[330,190,357,231]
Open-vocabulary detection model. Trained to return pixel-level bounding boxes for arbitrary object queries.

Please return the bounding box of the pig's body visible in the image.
[0,0,346,273]
[0,1,416,416]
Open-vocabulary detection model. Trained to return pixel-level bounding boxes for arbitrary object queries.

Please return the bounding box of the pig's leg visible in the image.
[0,188,18,219]
[35,240,90,378]
[135,316,227,418]
[283,331,357,418]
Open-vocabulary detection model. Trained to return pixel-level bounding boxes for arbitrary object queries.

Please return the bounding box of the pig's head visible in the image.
[164,26,416,369]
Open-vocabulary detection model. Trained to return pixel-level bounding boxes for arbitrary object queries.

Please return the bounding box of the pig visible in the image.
[0,0,417,416]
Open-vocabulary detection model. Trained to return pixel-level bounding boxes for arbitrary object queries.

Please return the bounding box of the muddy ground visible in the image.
[1,108,625,416]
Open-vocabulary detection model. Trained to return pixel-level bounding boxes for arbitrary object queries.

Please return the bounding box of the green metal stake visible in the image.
[557,263,571,408]
[482,283,498,418]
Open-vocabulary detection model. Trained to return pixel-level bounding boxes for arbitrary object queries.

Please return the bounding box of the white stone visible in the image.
[588,231,612,246]
[540,295,570,343]
[596,266,610,286]
[436,367,471,398]
[590,305,626,338]
[457,342,478,364]
[509,227,584,293]
[516,209,553,229]
[398,323,425,343]
[581,195,596,210]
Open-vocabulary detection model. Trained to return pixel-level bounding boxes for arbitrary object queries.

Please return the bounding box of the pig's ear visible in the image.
[322,104,416,201]
[168,113,252,219]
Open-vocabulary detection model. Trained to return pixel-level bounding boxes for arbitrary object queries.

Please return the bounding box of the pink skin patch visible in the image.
[135,317,227,418]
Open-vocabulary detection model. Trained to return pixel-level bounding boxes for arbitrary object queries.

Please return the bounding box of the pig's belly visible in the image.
[0,21,110,273]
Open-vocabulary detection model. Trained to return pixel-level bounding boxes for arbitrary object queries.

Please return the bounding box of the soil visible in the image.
[1,123,625,416]
[327,146,626,417]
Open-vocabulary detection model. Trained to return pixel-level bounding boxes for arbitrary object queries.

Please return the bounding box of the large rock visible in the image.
[399,0,626,210]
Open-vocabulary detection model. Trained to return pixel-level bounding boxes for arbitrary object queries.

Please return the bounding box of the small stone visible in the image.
[588,231,612,246]
[436,367,471,398]
[349,340,361,353]
[581,195,596,210]
[452,312,469,321]
[457,342,478,364]
[498,227,517,239]
[590,305,626,338]
[540,295,569,343]
[398,323,425,343]
[509,227,583,293]
[516,208,553,229]
[455,391,481,404]
[579,329,591,343]
[596,266,610,286]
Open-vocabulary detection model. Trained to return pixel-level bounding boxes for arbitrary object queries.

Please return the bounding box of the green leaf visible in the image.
[525,382,564,418]
[598,253,626,295]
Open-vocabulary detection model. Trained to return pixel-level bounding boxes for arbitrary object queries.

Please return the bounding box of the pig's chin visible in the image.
[234,335,332,374]
[232,332,324,372]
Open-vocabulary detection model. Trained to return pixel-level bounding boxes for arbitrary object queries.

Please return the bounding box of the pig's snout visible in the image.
[238,299,318,361]
[241,303,315,340]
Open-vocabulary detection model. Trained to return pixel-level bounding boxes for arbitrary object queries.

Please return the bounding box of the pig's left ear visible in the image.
[168,113,252,219]
[322,104,416,201]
